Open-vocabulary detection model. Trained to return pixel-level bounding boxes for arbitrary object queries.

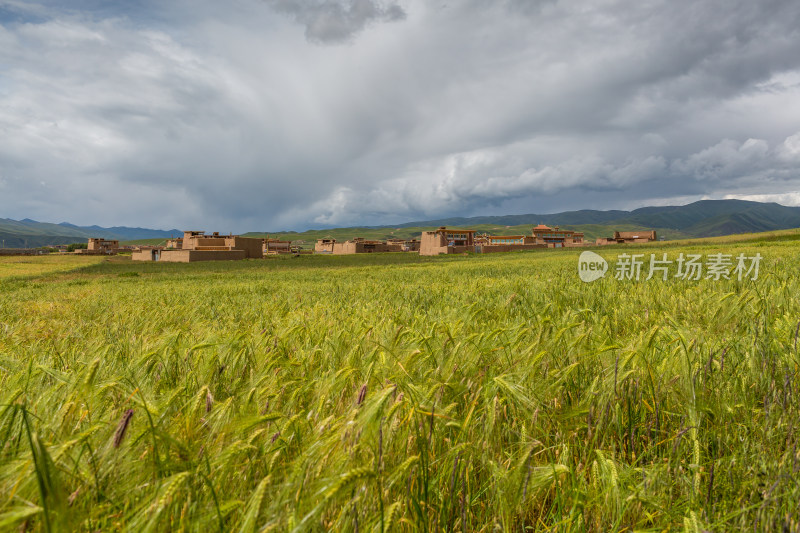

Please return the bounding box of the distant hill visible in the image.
[385,200,800,237]
[243,199,800,247]
[389,209,630,228]
[5,199,800,249]
[0,218,181,248]
[606,200,800,236]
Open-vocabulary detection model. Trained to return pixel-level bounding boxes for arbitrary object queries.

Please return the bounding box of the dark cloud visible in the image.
[267,0,406,43]
[0,0,799,231]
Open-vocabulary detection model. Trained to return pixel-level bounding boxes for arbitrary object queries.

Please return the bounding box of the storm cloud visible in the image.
[268,0,406,44]
[1,0,799,231]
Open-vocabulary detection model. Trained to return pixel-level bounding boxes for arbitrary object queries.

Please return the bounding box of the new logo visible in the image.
[578,251,608,282]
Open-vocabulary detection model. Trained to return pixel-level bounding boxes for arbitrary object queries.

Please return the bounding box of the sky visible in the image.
[1,0,799,232]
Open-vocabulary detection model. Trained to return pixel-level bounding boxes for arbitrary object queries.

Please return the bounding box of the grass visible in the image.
[0,255,104,280]
[658,227,800,246]
[1,236,799,531]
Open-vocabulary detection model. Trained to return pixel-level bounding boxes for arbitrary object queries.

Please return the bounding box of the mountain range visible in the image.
[3,199,800,248]
[246,199,800,243]
[388,199,800,236]
[0,218,180,248]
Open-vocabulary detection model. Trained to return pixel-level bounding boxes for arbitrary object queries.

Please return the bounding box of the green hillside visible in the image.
[389,209,630,227]
[379,199,800,233]
[0,218,180,248]
[0,232,77,249]
[612,200,800,235]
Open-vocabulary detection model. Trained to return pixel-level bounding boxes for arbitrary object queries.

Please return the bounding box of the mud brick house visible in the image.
[75,238,120,255]
[386,238,420,252]
[595,230,657,245]
[315,237,420,254]
[263,239,294,254]
[132,231,263,262]
[531,224,585,247]
[479,234,547,253]
[420,227,477,255]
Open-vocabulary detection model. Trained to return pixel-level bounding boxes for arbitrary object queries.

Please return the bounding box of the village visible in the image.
[63,225,658,262]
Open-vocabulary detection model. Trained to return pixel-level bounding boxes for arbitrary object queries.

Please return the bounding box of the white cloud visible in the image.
[777,133,800,162]
[677,138,770,180]
[723,192,800,207]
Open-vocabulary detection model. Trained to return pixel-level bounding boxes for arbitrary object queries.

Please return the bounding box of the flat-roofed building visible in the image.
[478,234,546,253]
[595,237,617,245]
[486,235,534,245]
[336,238,391,254]
[531,224,585,247]
[420,227,476,255]
[75,238,119,254]
[87,238,119,252]
[614,230,657,243]
[179,231,262,258]
[263,238,294,254]
[315,237,420,254]
[595,230,657,245]
[386,238,420,252]
[315,239,337,254]
[320,238,388,254]
[132,231,263,262]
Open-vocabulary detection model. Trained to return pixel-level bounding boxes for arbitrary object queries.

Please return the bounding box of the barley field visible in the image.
[1,238,799,531]
[0,255,103,281]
